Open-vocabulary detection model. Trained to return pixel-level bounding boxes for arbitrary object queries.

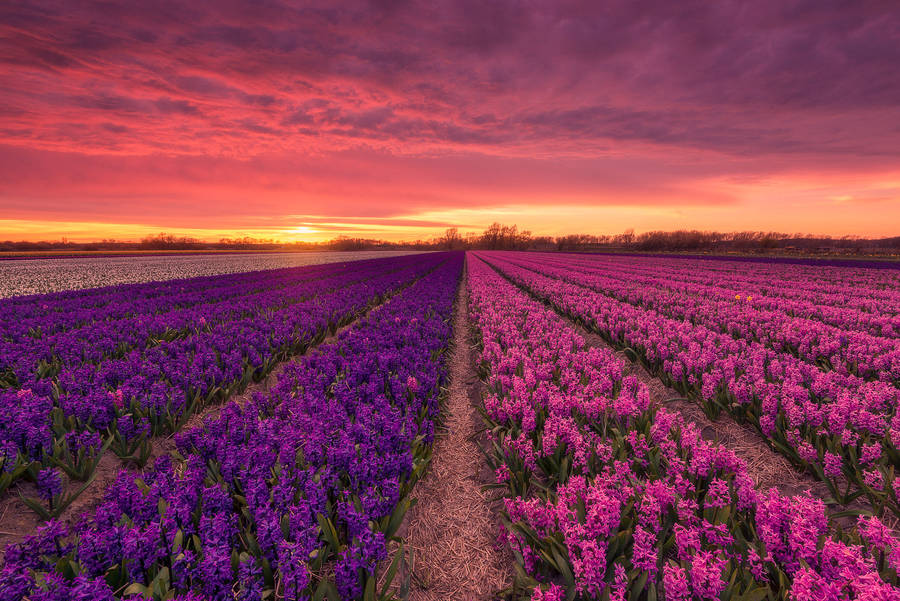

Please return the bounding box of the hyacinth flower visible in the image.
[19,466,96,520]
[506,252,900,339]
[465,254,899,600]
[1,253,419,377]
[109,412,153,467]
[519,253,900,384]
[0,442,30,497]
[0,388,52,491]
[47,429,112,481]
[0,254,442,499]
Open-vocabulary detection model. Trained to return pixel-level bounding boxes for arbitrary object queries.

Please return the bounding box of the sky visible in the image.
[1,0,899,242]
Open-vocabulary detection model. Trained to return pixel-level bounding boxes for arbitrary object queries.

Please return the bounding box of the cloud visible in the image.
[2,0,898,157]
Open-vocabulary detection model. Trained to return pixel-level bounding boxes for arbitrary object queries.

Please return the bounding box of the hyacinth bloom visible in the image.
[465,253,899,600]
[0,253,462,599]
[35,468,62,501]
[1,248,897,600]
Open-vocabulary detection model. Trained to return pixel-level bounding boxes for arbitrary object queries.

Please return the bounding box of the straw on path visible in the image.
[399,266,512,601]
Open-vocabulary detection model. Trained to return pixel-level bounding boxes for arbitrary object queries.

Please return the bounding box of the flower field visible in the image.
[1,252,461,599]
[0,254,447,512]
[0,250,898,600]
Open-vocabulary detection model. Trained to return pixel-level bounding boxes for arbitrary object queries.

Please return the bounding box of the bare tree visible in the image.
[441,227,462,250]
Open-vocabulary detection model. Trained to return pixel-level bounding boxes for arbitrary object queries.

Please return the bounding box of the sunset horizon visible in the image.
[1,218,899,246]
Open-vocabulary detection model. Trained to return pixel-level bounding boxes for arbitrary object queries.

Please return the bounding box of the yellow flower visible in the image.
[735,294,741,300]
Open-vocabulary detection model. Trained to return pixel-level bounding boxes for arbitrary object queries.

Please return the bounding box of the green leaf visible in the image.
[149,566,170,597]
[551,547,574,588]
[830,508,872,520]
[734,586,770,601]
[261,556,274,588]
[317,513,341,552]
[380,542,404,595]
[628,571,648,601]
[172,529,184,552]
[19,495,51,520]
[363,575,376,601]
[122,582,152,597]
[384,498,414,540]
[313,579,340,601]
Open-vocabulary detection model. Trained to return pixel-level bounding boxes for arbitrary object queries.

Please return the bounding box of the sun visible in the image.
[281,225,320,240]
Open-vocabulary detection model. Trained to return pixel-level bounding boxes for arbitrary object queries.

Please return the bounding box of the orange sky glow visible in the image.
[1,1,898,242]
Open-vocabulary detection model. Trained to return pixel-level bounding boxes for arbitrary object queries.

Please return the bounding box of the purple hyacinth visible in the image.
[36,468,62,501]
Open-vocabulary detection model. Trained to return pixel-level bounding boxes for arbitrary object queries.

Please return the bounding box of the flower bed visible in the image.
[0,252,462,600]
[0,254,442,508]
[493,252,900,378]
[466,253,899,600]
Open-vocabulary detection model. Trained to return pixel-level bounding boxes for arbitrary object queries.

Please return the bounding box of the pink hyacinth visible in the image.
[663,562,690,601]
[531,583,565,601]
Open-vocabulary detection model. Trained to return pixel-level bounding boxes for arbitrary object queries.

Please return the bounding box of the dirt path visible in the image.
[399,266,512,601]
[0,287,407,550]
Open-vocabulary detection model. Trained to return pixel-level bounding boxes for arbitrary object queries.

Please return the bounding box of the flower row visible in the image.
[1,256,420,387]
[0,258,363,341]
[575,253,900,316]
[0,254,442,504]
[559,253,900,336]
[513,253,900,360]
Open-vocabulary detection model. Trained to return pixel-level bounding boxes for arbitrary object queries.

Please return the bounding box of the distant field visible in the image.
[583,249,900,269]
[0,249,328,259]
[0,250,425,298]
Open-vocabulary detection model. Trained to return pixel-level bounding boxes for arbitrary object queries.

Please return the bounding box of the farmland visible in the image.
[0,251,898,600]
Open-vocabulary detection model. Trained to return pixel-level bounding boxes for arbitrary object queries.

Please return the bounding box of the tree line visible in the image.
[1,224,898,257]
[435,225,900,255]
